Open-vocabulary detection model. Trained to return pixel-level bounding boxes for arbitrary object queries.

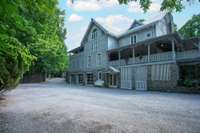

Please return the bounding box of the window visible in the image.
[88,56,91,67]
[134,35,137,43]
[98,72,102,80]
[97,53,101,65]
[130,35,137,44]
[92,29,97,39]
[78,74,84,84]
[146,33,151,38]
[87,73,93,84]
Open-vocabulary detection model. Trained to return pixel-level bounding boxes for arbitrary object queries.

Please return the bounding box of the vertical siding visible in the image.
[83,25,109,71]
[120,67,132,89]
[108,36,118,50]
[151,64,171,81]
[118,27,156,47]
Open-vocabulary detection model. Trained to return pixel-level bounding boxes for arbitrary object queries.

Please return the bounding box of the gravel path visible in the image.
[0,78,200,133]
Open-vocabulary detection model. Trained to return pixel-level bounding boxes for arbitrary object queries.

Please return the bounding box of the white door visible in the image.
[135,66,147,90]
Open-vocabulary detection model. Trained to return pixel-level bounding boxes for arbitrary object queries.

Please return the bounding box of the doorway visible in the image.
[109,74,117,88]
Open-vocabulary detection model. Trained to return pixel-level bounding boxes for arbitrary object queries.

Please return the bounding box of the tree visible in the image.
[70,0,198,12]
[179,14,200,38]
[118,0,198,12]
[0,0,68,91]
[0,0,35,90]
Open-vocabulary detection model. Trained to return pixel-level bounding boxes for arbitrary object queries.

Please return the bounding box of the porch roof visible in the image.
[104,66,120,73]
[107,32,181,53]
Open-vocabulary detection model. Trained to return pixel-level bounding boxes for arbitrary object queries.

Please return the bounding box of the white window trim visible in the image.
[92,29,97,40]
[98,71,102,80]
[97,53,101,66]
[88,56,91,67]
[130,35,137,44]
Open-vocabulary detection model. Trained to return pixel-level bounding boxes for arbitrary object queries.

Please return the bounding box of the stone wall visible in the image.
[148,63,179,91]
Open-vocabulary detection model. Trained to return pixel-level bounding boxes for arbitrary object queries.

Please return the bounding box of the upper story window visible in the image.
[92,29,97,39]
[97,53,101,65]
[88,56,91,67]
[130,35,137,44]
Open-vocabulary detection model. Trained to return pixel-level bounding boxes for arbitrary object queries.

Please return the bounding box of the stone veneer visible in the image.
[148,63,179,91]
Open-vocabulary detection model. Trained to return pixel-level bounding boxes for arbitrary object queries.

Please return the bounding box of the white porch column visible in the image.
[132,47,135,64]
[148,44,150,62]
[118,50,121,66]
[172,39,176,60]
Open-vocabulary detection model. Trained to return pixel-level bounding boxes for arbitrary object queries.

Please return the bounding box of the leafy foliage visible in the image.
[71,0,198,12]
[0,34,35,90]
[179,14,200,38]
[0,0,68,90]
[119,0,198,12]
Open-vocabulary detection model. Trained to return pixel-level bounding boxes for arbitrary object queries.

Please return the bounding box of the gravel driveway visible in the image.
[0,78,200,133]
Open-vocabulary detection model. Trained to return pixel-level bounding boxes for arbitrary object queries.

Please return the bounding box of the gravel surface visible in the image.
[0,78,200,133]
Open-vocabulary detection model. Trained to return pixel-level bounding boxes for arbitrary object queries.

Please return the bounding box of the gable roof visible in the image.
[118,12,169,38]
[80,18,117,46]
[70,12,172,52]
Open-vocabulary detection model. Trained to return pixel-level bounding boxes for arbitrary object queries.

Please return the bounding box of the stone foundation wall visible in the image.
[148,63,179,91]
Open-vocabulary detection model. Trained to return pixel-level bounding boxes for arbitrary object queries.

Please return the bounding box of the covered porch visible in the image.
[103,66,120,88]
[108,34,200,66]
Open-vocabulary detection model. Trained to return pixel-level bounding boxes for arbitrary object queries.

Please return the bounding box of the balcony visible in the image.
[109,50,200,66]
[176,50,200,60]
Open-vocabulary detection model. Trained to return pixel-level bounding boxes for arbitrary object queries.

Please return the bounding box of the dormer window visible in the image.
[130,35,137,44]
[92,29,97,39]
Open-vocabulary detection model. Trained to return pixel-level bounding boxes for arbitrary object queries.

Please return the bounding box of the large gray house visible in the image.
[67,13,200,91]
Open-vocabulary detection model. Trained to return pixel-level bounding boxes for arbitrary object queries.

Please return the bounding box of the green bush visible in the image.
[0,34,35,91]
[183,79,194,88]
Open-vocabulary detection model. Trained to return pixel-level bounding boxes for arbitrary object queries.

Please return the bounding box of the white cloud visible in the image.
[96,15,132,34]
[69,0,101,11]
[66,26,87,51]
[128,1,161,13]
[68,14,83,22]
[67,0,119,12]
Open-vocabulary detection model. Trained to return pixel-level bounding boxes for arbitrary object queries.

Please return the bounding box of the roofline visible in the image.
[80,18,117,47]
[117,20,158,38]
[68,46,82,53]
[70,12,173,52]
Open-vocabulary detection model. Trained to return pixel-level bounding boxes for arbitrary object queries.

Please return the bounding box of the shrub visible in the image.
[0,34,35,91]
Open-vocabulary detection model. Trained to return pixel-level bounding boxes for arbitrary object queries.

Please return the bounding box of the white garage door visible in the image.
[120,67,132,89]
[135,66,147,91]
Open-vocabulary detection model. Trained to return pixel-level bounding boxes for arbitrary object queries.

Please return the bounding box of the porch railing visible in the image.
[109,52,174,66]
[176,50,200,60]
[109,50,200,66]
[150,51,173,62]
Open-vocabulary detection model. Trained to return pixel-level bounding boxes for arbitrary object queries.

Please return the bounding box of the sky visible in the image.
[58,0,200,51]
